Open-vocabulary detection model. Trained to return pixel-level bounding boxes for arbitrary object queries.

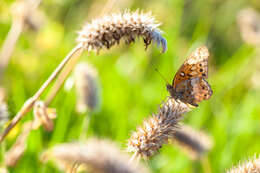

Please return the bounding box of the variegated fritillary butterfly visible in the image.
[167,46,213,107]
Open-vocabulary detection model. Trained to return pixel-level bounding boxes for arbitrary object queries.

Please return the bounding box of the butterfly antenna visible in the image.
[154,67,171,85]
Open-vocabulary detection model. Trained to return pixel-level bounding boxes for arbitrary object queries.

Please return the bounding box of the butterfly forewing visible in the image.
[173,46,209,88]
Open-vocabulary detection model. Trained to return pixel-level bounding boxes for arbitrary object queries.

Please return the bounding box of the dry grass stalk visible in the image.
[237,8,260,45]
[0,44,83,143]
[171,124,213,160]
[227,155,260,173]
[32,101,56,131]
[77,10,167,53]
[74,63,100,113]
[127,98,191,158]
[45,49,83,106]
[42,138,150,173]
[0,10,166,143]
[5,122,32,167]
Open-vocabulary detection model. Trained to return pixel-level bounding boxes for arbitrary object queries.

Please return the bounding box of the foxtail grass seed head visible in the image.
[127,98,191,158]
[237,8,260,45]
[5,122,32,167]
[77,10,167,53]
[227,155,260,173]
[24,8,45,31]
[42,138,150,173]
[32,101,56,131]
[74,63,100,113]
[11,0,40,21]
[171,124,213,160]
[11,1,28,21]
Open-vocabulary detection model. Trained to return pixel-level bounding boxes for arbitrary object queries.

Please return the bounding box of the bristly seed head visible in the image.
[227,155,260,173]
[127,98,191,158]
[77,10,167,53]
[237,8,260,45]
[42,138,150,173]
[171,124,213,160]
[74,63,100,113]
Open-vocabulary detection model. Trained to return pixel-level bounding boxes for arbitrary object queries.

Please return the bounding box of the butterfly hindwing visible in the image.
[174,78,212,106]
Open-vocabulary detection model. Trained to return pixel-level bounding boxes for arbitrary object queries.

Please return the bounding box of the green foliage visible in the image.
[1,0,260,172]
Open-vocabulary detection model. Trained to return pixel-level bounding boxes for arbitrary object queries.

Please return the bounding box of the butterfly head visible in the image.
[166,84,174,97]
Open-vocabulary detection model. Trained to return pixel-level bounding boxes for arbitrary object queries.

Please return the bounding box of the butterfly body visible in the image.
[167,46,212,106]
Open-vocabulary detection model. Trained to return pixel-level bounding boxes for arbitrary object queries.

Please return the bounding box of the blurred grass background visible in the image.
[1,0,260,172]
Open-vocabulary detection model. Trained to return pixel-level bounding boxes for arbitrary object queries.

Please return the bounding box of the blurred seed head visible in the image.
[237,8,260,45]
[24,9,45,31]
[42,138,150,173]
[0,87,9,131]
[0,87,6,103]
[74,63,100,113]
[250,70,260,89]
[5,122,32,167]
[127,98,191,158]
[0,167,8,173]
[32,101,56,131]
[11,0,44,31]
[0,103,9,130]
[77,10,167,53]
[227,155,260,173]
[171,124,213,160]
[11,1,28,21]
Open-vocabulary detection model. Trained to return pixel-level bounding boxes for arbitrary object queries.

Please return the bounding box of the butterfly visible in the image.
[166,46,213,107]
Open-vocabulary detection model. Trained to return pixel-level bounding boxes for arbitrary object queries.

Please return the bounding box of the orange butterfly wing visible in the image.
[174,78,212,106]
[172,46,209,88]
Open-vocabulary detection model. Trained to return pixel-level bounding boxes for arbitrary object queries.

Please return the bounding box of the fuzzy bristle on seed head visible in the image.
[74,63,100,113]
[77,10,167,53]
[171,124,213,160]
[127,98,191,158]
[42,138,150,173]
[227,155,260,173]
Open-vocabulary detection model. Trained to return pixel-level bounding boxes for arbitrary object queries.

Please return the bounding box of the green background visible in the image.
[1,0,260,172]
